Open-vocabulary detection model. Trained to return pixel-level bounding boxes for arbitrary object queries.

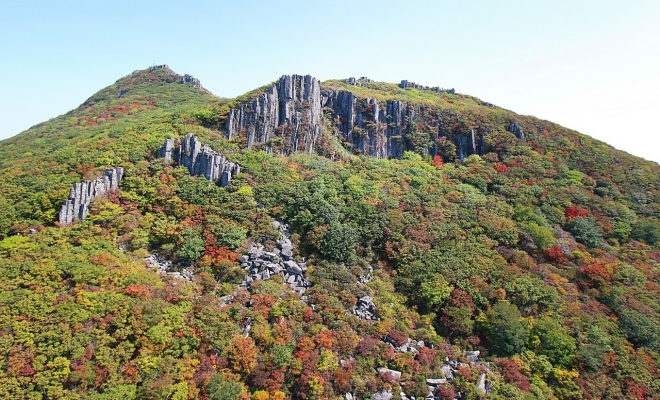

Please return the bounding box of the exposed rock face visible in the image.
[399,79,454,94]
[508,121,525,140]
[59,167,123,226]
[321,90,411,159]
[179,74,202,89]
[144,254,194,281]
[223,74,514,160]
[157,133,239,187]
[226,75,323,154]
[371,390,393,400]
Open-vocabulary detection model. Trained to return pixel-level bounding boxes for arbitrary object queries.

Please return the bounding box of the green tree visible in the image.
[631,218,660,246]
[176,229,205,265]
[419,274,453,310]
[525,223,555,250]
[618,308,660,351]
[321,222,359,262]
[206,215,247,249]
[208,374,242,400]
[532,316,576,368]
[568,217,603,248]
[0,195,17,238]
[489,301,529,356]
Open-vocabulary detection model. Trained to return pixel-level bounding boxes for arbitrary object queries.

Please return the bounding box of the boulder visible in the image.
[377,367,401,381]
[284,260,303,274]
[371,390,393,400]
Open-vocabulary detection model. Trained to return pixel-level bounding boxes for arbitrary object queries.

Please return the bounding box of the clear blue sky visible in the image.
[2,1,659,162]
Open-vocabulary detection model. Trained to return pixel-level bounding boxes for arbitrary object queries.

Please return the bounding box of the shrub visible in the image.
[567,217,603,248]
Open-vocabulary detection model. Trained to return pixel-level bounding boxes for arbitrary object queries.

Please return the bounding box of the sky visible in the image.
[1,0,659,163]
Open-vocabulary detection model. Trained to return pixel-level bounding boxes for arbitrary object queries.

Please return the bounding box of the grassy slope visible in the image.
[0,67,222,230]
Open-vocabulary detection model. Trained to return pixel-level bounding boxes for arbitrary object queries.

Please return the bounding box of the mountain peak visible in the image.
[117,64,205,91]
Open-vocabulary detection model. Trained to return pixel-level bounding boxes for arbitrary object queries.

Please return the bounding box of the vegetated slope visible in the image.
[1,67,660,400]
[0,65,221,234]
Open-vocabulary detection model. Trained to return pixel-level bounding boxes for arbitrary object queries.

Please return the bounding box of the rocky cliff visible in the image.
[223,75,524,160]
[158,133,240,186]
[59,167,123,225]
[226,75,323,154]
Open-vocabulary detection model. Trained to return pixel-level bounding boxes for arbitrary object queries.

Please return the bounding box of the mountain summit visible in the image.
[1,66,660,399]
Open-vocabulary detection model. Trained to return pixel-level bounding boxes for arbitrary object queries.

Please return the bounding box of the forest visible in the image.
[0,66,660,399]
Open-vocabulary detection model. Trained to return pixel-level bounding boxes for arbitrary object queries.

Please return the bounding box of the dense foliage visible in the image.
[1,66,660,399]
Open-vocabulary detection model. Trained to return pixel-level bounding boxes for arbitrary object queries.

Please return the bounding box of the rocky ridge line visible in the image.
[58,167,123,226]
[158,133,240,187]
[224,74,525,161]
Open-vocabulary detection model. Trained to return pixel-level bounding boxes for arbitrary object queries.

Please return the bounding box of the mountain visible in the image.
[1,66,660,399]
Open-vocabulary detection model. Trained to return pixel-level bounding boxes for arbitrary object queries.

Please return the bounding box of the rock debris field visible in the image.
[238,221,311,294]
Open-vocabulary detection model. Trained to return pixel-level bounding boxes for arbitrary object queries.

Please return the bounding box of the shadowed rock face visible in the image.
[158,133,239,187]
[508,121,525,140]
[224,75,522,160]
[59,167,123,226]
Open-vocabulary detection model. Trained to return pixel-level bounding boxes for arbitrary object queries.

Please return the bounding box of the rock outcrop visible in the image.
[158,133,239,187]
[58,167,123,226]
[179,74,202,89]
[223,74,519,160]
[226,75,323,154]
[351,296,378,320]
[399,79,454,94]
[508,121,525,140]
[321,90,412,159]
[238,221,311,294]
[144,254,194,281]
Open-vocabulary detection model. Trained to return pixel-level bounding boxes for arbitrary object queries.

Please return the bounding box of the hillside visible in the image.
[1,67,660,400]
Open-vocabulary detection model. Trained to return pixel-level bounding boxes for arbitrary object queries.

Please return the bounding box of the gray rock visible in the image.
[476,373,486,395]
[508,121,524,140]
[179,74,202,88]
[466,350,480,363]
[377,367,401,381]
[371,390,393,400]
[284,260,302,274]
[59,167,123,226]
[441,365,454,381]
[157,133,239,187]
[222,74,502,161]
[426,378,447,386]
[281,247,293,258]
[226,75,322,154]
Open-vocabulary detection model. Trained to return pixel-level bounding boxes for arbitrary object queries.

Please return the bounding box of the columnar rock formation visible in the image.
[58,167,123,226]
[322,91,412,159]
[224,74,524,160]
[224,76,413,158]
[158,133,240,187]
[226,75,323,153]
[508,121,525,140]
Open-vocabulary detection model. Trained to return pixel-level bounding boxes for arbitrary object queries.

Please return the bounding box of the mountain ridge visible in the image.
[1,65,660,399]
